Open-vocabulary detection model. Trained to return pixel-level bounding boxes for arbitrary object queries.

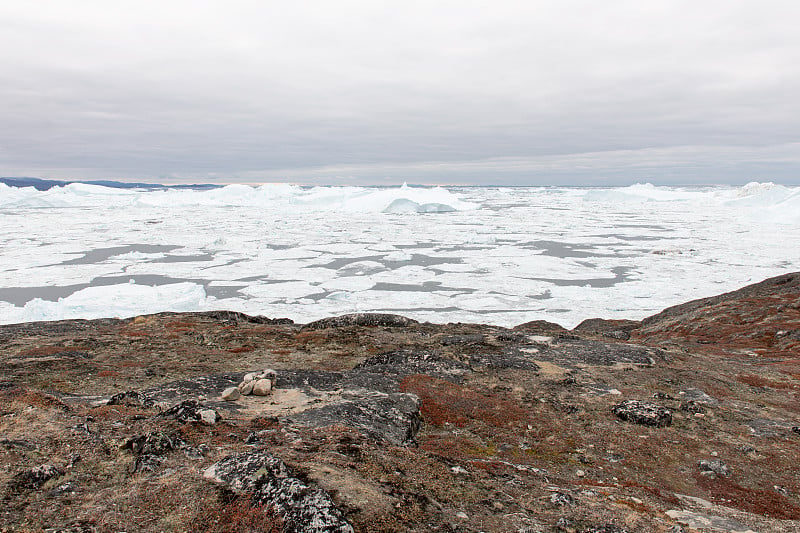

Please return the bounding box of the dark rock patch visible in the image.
[747,418,794,437]
[354,350,468,379]
[470,348,541,371]
[276,370,347,391]
[123,431,186,474]
[284,389,421,446]
[107,390,155,408]
[513,319,569,335]
[9,464,63,491]
[302,313,418,330]
[440,334,487,346]
[123,432,185,456]
[143,373,244,405]
[535,338,664,367]
[158,400,220,425]
[204,450,353,533]
[698,459,730,477]
[572,318,641,341]
[612,400,672,427]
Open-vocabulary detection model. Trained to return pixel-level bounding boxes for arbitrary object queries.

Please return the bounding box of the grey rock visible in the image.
[131,454,166,474]
[158,400,221,424]
[550,492,574,506]
[680,388,719,406]
[581,526,629,533]
[10,464,63,491]
[253,379,272,396]
[285,388,421,446]
[143,372,244,405]
[107,390,154,408]
[123,432,184,456]
[698,459,730,477]
[221,386,240,401]
[534,338,664,367]
[747,418,793,437]
[572,318,640,338]
[252,378,273,396]
[440,334,487,346]
[354,349,469,379]
[197,409,220,425]
[0,438,37,450]
[303,313,418,330]
[204,450,353,533]
[238,380,255,395]
[666,509,754,532]
[470,348,541,371]
[123,431,185,473]
[612,400,672,427]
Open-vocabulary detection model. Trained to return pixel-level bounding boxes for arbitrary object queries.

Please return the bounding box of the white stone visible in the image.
[243,372,257,383]
[221,387,240,401]
[261,368,278,385]
[238,380,255,395]
[198,409,219,425]
[252,378,273,396]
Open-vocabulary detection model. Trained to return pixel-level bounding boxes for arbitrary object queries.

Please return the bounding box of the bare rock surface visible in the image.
[1,274,800,532]
[204,450,353,533]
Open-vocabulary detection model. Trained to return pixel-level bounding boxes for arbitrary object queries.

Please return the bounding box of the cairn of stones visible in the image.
[221,369,277,401]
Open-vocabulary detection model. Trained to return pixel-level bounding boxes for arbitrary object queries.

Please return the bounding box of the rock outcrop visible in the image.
[204,450,353,533]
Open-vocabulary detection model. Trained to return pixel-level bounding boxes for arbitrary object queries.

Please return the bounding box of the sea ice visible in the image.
[1,182,798,327]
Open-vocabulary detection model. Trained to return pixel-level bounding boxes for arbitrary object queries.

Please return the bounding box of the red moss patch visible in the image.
[736,374,798,390]
[187,495,282,533]
[695,474,800,519]
[399,374,530,429]
[228,346,255,353]
[120,330,150,337]
[166,320,197,329]
[0,388,70,410]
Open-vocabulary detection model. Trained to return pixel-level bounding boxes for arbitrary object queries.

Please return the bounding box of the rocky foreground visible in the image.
[1,273,799,532]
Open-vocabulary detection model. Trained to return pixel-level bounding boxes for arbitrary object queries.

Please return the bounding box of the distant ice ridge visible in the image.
[581,181,800,224]
[0,182,477,213]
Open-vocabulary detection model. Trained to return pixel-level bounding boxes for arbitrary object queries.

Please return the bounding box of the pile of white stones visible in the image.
[221,369,277,401]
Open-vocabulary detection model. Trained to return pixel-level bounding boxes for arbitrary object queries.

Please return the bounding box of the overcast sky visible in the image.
[1,1,798,185]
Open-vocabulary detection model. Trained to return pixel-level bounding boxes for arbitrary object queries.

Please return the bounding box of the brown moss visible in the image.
[17,345,87,356]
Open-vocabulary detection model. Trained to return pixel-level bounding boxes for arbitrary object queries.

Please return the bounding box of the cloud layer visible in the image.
[1,1,798,184]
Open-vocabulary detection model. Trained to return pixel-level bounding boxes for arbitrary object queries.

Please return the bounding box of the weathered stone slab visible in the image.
[204,450,353,533]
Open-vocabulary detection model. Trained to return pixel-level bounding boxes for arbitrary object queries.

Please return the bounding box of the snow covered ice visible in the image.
[1,182,799,327]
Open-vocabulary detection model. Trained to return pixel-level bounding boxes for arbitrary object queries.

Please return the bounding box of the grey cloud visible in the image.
[1,1,799,184]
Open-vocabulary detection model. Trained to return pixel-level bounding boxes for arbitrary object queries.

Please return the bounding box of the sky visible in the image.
[1,1,799,186]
